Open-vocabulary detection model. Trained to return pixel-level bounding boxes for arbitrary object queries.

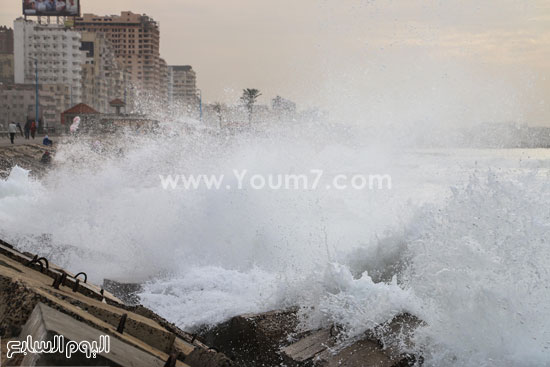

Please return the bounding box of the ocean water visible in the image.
[0,124,549,366]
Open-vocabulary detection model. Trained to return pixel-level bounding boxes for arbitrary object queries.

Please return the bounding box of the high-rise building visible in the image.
[80,31,128,113]
[0,54,13,84]
[0,55,14,85]
[13,18,84,106]
[168,65,197,114]
[0,26,14,84]
[0,26,14,54]
[158,57,169,102]
[12,18,84,130]
[74,12,161,95]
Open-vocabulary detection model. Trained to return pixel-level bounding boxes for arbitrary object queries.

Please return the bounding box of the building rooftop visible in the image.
[61,103,99,115]
[76,11,159,27]
[109,98,125,107]
[170,65,193,72]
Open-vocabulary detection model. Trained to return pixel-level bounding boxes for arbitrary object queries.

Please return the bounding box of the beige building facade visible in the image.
[0,26,14,54]
[80,31,129,113]
[159,57,169,103]
[0,54,14,85]
[168,65,198,115]
[0,26,14,85]
[74,12,161,96]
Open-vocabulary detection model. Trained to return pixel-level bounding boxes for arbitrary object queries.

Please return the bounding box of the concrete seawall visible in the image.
[0,239,233,366]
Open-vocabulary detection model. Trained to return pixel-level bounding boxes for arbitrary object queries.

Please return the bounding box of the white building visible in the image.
[167,65,198,115]
[14,18,84,110]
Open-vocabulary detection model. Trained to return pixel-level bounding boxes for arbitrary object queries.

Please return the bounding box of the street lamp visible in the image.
[123,72,127,111]
[29,57,39,132]
[196,89,202,122]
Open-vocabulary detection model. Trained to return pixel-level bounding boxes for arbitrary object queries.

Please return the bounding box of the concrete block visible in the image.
[9,303,174,367]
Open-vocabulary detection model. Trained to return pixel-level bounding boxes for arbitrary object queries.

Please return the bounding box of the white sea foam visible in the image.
[0,124,549,366]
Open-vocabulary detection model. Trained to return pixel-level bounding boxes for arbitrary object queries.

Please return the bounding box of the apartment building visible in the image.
[0,26,14,84]
[13,18,84,106]
[0,26,14,54]
[168,65,197,114]
[159,57,169,102]
[0,55,13,85]
[80,31,128,113]
[74,12,161,95]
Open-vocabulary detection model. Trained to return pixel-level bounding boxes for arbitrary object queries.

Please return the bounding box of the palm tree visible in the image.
[240,88,262,124]
[213,102,223,129]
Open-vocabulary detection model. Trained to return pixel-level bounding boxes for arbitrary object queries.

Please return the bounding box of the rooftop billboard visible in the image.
[23,0,80,16]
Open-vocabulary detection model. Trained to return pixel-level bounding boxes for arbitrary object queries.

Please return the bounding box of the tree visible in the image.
[213,102,223,129]
[272,95,297,121]
[240,88,262,124]
[272,96,282,107]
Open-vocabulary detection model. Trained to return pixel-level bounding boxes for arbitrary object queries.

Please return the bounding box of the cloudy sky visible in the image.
[2,0,549,125]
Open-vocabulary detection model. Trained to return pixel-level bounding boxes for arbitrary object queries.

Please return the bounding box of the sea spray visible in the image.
[402,172,550,366]
[1,125,550,366]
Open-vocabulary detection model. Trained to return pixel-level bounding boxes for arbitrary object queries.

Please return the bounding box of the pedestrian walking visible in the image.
[24,121,30,139]
[8,122,17,144]
[30,121,37,139]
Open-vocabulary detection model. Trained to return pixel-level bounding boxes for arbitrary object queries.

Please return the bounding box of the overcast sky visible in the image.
[2,0,549,125]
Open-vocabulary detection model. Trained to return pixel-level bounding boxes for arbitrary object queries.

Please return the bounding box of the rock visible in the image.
[367,313,423,363]
[103,278,142,306]
[317,339,400,367]
[282,313,423,367]
[281,328,334,364]
[199,307,424,367]
[200,308,299,366]
[183,348,234,367]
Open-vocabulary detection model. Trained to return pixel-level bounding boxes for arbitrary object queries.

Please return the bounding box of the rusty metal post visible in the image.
[59,272,67,287]
[117,313,128,334]
[72,279,80,292]
[52,274,62,289]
